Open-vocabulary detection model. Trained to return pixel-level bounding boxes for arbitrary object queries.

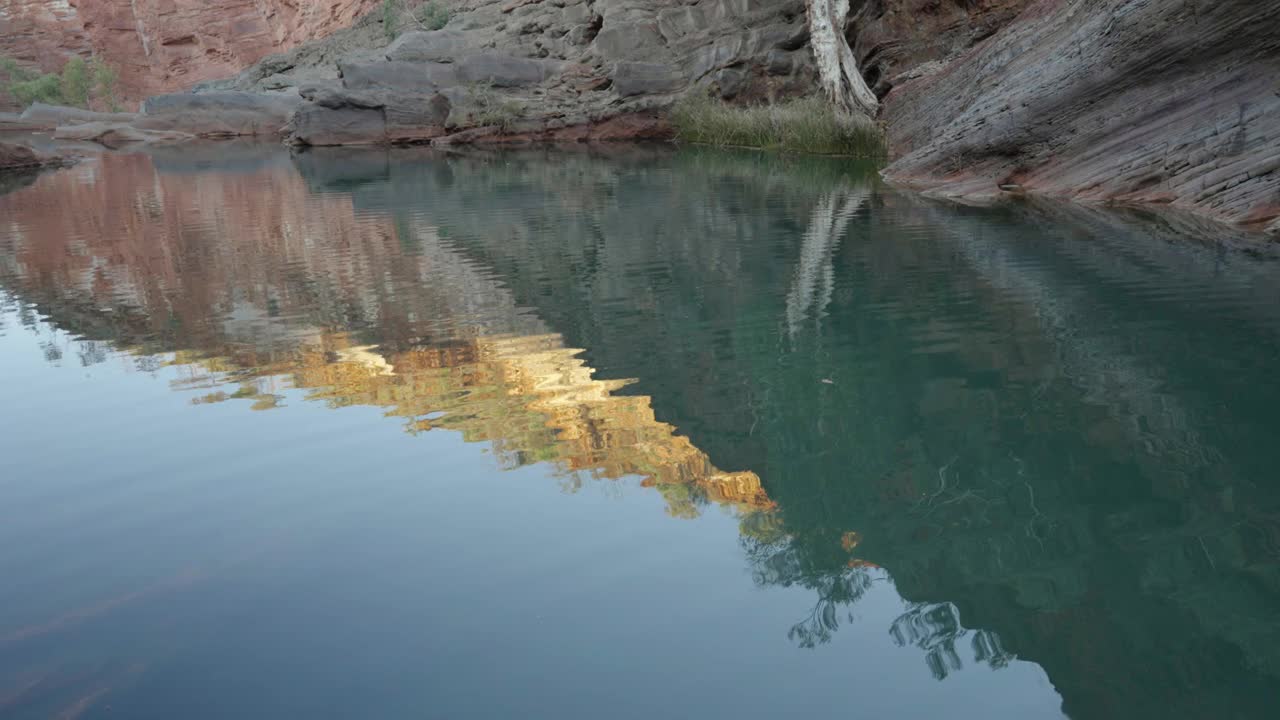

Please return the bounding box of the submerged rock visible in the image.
[0,140,76,172]
[137,92,302,138]
[53,122,191,148]
[18,104,139,130]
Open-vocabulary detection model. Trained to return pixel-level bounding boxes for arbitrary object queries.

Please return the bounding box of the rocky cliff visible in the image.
[205,0,821,144]
[0,0,379,107]
[4,0,1279,233]
[873,0,1280,233]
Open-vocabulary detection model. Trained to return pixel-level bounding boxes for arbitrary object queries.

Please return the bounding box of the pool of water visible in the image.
[2,143,1280,719]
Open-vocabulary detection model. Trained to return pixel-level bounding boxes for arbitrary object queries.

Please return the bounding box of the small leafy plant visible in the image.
[467,84,524,131]
[383,0,450,41]
[1,55,121,111]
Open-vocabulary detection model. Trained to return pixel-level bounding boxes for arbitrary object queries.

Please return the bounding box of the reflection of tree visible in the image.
[785,186,868,338]
[8,144,1280,717]
[741,520,879,649]
[890,603,1013,680]
[786,570,877,649]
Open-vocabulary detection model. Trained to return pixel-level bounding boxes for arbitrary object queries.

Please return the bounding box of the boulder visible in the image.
[289,84,452,146]
[53,122,191,148]
[0,140,77,173]
[289,105,387,146]
[0,141,46,171]
[384,94,452,143]
[18,104,139,130]
[139,92,302,137]
[0,112,46,132]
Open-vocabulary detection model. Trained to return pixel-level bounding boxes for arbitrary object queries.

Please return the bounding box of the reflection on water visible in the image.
[3,144,1280,718]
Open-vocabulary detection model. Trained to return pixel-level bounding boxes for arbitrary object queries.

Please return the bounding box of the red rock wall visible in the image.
[0,1,94,74]
[0,0,379,108]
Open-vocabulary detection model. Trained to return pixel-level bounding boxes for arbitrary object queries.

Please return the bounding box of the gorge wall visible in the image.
[0,0,379,107]
[869,0,1280,232]
[3,0,1278,233]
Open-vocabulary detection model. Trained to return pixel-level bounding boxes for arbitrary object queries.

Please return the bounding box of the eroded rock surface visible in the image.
[205,0,819,145]
[874,0,1280,232]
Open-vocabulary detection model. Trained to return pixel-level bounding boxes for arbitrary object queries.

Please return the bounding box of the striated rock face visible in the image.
[850,0,1036,98]
[0,0,380,107]
[872,0,1280,232]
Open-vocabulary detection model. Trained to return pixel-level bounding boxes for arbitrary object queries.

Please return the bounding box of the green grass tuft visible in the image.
[671,94,884,158]
[384,0,450,41]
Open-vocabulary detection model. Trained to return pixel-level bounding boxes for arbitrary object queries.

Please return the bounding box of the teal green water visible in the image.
[2,144,1279,718]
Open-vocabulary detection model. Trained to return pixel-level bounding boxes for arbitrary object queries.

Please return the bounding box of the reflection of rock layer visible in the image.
[0,146,769,522]
[281,147,1280,718]
[6,145,1280,719]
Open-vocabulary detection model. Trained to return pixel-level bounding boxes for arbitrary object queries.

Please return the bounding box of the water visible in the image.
[2,143,1279,719]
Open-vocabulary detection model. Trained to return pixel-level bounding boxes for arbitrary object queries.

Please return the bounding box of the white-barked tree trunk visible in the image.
[808,0,879,117]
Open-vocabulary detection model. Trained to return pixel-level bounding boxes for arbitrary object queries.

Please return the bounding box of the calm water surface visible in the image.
[2,144,1280,719]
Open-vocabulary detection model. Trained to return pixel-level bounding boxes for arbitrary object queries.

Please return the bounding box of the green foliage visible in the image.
[416,2,451,31]
[0,55,122,110]
[383,0,400,41]
[0,56,36,84]
[59,57,91,108]
[91,58,121,112]
[671,94,885,158]
[467,84,524,131]
[383,0,450,41]
[9,74,63,107]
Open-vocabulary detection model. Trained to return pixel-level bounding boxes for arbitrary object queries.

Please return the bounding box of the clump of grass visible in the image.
[383,0,450,41]
[466,84,524,131]
[416,1,451,31]
[671,94,884,158]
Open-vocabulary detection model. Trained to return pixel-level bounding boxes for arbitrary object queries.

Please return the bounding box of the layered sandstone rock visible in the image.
[871,0,1280,233]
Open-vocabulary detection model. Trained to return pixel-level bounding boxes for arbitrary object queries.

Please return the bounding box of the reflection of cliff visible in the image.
[8,144,1280,719]
[277,146,1280,719]
[0,146,769,524]
[177,330,773,517]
